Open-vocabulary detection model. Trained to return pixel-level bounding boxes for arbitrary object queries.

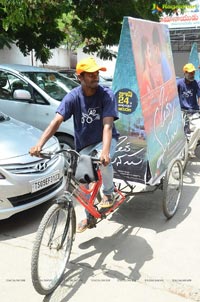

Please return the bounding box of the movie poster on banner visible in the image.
[112,17,185,185]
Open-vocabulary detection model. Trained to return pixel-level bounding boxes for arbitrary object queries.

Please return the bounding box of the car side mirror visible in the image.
[13,89,32,100]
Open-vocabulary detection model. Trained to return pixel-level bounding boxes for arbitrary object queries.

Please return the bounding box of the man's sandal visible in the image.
[99,194,114,208]
[77,217,96,233]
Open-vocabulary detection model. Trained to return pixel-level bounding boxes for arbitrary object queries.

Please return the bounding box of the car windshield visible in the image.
[21,71,79,101]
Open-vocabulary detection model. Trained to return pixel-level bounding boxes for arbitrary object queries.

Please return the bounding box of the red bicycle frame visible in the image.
[73,168,126,219]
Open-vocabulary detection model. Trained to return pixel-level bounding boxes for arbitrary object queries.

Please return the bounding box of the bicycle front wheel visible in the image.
[31,202,76,295]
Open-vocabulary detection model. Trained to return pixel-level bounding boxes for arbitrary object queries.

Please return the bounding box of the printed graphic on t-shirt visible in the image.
[183,89,193,98]
[81,107,100,124]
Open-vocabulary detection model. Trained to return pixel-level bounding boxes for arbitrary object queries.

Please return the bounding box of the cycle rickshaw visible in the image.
[31,17,187,295]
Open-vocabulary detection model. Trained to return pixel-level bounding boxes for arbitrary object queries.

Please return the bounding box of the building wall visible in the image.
[172,51,200,78]
[0,43,194,78]
[0,44,76,68]
[0,44,32,65]
[0,44,115,74]
[172,52,190,77]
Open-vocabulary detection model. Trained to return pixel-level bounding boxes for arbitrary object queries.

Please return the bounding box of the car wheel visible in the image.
[56,134,74,150]
[56,135,74,169]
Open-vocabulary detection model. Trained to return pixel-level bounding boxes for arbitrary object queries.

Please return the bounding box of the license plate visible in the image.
[30,171,60,193]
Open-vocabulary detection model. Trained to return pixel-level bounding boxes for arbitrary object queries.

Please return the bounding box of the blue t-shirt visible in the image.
[177,78,200,110]
[57,85,119,151]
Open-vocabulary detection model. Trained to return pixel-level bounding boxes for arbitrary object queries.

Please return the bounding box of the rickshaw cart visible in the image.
[112,17,186,218]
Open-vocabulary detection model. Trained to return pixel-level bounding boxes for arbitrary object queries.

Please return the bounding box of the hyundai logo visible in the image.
[35,162,48,171]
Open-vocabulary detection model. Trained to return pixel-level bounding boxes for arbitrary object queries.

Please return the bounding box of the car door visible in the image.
[0,68,74,139]
[0,70,37,123]
[0,69,56,130]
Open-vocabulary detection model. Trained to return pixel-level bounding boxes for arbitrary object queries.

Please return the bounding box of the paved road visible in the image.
[1,158,200,302]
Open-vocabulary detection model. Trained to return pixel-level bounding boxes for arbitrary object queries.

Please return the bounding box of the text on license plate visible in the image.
[31,171,60,193]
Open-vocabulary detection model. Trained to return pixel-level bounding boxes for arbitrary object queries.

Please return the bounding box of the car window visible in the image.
[22,71,79,101]
[58,70,78,81]
[0,70,47,104]
[0,71,30,100]
[0,71,11,99]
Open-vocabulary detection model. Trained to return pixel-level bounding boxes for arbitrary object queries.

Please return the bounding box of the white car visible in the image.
[0,64,78,149]
[0,112,65,220]
[58,68,113,88]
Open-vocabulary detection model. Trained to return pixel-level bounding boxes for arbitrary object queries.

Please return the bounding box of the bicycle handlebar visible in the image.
[181,109,200,122]
[40,148,101,164]
[40,148,78,158]
[181,109,200,114]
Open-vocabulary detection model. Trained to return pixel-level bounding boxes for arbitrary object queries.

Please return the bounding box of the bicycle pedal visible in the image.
[88,222,97,229]
[88,224,97,229]
[88,218,97,228]
[98,207,108,214]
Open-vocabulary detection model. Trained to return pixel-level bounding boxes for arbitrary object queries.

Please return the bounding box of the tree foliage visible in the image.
[70,0,191,59]
[0,0,192,63]
[58,12,83,52]
[0,0,71,63]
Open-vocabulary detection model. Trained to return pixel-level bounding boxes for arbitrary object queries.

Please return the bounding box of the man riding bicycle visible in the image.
[177,63,200,156]
[177,63,200,111]
[29,57,119,232]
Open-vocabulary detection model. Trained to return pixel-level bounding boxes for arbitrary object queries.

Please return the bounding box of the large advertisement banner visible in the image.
[112,17,185,185]
[189,42,200,81]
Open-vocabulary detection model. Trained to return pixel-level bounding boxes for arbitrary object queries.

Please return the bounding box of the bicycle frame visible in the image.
[31,148,127,297]
[71,167,126,219]
[41,148,127,220]
[182,109,200,156]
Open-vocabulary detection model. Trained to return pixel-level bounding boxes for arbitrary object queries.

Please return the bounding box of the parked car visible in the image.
[99,74,113,88]
[58,68,78,82]
[0,112,65,220]
[58,68,113,88]
[0,64,78,149]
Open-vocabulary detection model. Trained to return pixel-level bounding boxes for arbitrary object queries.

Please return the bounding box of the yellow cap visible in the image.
[183,63,196,73]
[76,57,107,75]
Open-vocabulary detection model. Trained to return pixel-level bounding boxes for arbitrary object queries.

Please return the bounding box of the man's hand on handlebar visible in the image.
[100,152,111,166]
[29,145,43,157]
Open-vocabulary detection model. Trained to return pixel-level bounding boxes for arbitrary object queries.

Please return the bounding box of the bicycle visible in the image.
[31,148,126,295]
[31,145,184,295]
[181,109,200,161]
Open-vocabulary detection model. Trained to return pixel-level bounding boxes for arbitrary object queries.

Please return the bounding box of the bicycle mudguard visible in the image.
[75,154,98,183]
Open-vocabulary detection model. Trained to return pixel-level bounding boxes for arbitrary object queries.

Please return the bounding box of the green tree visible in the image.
[0,0,192,62]
[58,11,83,52]
[0,0,71,63]
[70,0,191,59]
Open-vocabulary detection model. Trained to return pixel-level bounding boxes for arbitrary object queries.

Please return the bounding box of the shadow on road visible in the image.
[183,157,200,185]
[43,226,153,302]
[109,158,199,233]
[0,200,54,240]
[43,159,200,301]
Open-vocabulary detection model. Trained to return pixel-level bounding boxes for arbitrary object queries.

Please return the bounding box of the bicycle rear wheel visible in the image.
[163,159,183,219]
[31,202,76,295]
